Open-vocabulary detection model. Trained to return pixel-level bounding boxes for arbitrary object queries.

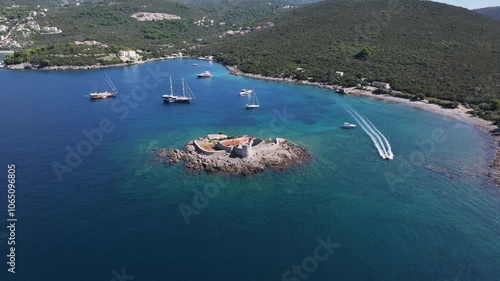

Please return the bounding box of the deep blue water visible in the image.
[0,59,499,281]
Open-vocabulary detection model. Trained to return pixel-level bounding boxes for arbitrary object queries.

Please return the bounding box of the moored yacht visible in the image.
[197,71,212,78]
[238,89,253,96]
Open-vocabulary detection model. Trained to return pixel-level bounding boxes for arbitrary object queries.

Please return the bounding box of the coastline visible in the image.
[4,57,167,71]
[225,65,500,185]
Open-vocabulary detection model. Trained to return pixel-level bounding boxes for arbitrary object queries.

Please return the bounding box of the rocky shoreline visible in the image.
[225,65,500,186]
[5,57,165,71]
[148,134,311,176]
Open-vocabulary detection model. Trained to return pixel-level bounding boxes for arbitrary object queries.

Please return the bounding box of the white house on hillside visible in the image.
[372,81,390,90]
[118,50,138,61]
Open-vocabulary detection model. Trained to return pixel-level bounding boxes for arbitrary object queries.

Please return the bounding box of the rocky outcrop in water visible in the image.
[148,134,310,176]
[182,139,309,175]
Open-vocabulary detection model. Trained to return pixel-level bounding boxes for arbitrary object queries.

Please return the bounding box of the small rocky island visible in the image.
[150,133,310,175]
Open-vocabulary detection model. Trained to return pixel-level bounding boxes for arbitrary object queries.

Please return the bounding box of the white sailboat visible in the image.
[245,89,260,109]
[89,73,117,100]
[162,76,175,102]
[174,78,195,103]
[162,77,195,103]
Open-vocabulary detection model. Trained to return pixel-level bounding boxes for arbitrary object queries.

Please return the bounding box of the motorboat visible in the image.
[341,122,356,128]
[197,71,212,78]
[238,89,253,96]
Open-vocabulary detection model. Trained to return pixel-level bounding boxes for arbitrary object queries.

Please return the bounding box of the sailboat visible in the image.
[89,73,117,100]
[162,76,175,102]
[245,89,259,109]
[162,77,195,103]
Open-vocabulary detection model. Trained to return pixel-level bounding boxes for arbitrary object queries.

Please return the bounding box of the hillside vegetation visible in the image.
[195,0,500,121]
[5,0,292,50]
[475,6,500,21]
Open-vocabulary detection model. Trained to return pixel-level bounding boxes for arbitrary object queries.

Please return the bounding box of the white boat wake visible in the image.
[343,105,394,160]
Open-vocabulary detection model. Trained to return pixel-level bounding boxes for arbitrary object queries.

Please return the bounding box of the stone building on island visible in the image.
[193,135,273,158]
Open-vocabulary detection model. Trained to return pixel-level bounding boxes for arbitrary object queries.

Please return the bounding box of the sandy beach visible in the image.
[225,65,500,185]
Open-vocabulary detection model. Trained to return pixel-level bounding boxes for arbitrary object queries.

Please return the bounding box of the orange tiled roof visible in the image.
[219,136,250,147]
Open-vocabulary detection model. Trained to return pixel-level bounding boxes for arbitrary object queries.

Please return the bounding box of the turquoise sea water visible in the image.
[0,59,499,281]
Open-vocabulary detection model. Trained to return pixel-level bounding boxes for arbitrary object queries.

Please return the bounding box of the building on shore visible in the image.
[372,81,391,90]
[118,50,139,61]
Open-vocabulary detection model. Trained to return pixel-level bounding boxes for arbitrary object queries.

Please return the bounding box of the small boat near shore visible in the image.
[197,71,212,78]
[341,122,356,128]
[89,73,117,100]
[238,89,253,96]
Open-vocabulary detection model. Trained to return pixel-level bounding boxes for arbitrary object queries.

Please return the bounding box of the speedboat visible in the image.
[341,122,356,128]
[197,71,212,78]
[238,89,253,96]
[192,63,198,66]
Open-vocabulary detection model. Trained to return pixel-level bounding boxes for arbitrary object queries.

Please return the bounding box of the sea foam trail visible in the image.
[344,106,387,159]
[343,105,394,160]
[358,112,394,158]
[348,108,389,157]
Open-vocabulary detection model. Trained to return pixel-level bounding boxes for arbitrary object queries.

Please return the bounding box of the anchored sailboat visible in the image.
[89,73,117,100]
[245,89,259,109]
[162,77,195,103]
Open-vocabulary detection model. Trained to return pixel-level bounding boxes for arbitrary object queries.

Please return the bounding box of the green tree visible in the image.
[354,46,372,60]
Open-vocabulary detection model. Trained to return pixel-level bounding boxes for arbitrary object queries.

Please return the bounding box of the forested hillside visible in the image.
[195,0,500,121]
[3,0,292,50]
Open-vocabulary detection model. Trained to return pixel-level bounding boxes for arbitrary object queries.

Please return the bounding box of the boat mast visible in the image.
[182,78,186,97]
[253,89,258,105]
[170,76,173,96]
[105,72,117,93]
